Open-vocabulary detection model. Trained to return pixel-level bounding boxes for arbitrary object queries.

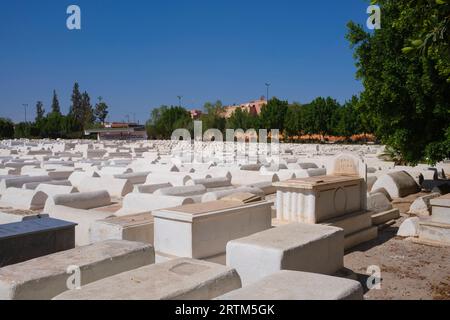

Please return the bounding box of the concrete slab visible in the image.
[419,221,450,245]
[344,226,378,250]
[90,213,154,244]
[153,200,272,260]
[216,271,363,300]
[371,208,400,226]
[54,258,241,300]
[0,240,154,300]
[226,223,344,285]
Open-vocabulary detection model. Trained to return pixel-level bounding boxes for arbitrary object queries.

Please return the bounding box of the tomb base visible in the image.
[418,221,450,245]
[90,213,154,244]
[54,258,241,300]
[371,208,400,226]
[216,271,363,300]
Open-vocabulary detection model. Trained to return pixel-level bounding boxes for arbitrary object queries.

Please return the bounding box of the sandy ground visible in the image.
[345,198,450,300]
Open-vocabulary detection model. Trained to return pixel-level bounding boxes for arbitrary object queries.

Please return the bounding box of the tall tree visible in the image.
[70,82,83,124]
[300,97,340,140]
[51,90,61,114]
[35,101,45,121]
[346,0,450,164]
[94,97,109,124]
[259,97,289,133]
[201,100,226,133]
[80,91,94,127]
[0,118,14,139]
[335,96,362,140]
[284,103,303,139]
[226,107,256,131]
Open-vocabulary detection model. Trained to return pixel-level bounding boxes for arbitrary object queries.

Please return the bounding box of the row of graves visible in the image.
[0,139,448,300]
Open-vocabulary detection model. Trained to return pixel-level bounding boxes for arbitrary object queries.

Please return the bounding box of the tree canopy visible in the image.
[346,0,450,164]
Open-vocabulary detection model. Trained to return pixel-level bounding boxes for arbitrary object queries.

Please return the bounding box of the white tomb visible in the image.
[0,240,154,300]
[153,200,272,261]
[226,223,344,285]
[54,258,241,300]
[273,154,378,249]
[216,271,363,300]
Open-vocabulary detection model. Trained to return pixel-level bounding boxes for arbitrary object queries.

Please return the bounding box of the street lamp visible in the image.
[177,95,183,108]
[22,104,28,123]
[265,83,271,101]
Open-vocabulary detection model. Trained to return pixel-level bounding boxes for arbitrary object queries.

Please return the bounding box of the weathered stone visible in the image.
[371,171,420,199]
[216,271,363,300]
[367,192,393,213]
[226,223,344,285]
[116,193,194,217]
[153,201,272,260]
[0,188,48,210]
[45,190,111,211]
[90,213,154,244]
[0,240,154,300]
[409,193,441,216]
[78,176,133,198]
[54,258,241,300]
[397,217,420,237]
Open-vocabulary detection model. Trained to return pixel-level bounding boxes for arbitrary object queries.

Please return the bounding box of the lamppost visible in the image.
[22,104,28,122]
[177,95,183,108]
[265,83,271,101]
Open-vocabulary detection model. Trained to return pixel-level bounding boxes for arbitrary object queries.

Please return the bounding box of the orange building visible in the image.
[222,97,267,119]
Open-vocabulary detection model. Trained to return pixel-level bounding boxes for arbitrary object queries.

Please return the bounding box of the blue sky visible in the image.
[0,0,369,123]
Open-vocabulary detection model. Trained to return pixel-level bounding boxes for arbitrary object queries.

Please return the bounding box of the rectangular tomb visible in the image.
[226,223,344,285]
[90,213,154,244]
[152,200,272,260]
[0,218,76,267]
[0,240,154,300]
[273,175,365,223]
[54,258,241,300]
[216,271,363,300]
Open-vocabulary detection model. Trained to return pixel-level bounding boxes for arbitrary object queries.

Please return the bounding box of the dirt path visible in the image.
[345,216,450,300]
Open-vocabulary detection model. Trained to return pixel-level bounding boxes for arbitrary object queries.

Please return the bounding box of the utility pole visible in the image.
[265,83,271,101]
[22,104,28,122]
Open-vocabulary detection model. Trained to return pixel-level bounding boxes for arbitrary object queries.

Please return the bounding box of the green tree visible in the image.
[201,101,226,133]
[94,97,109,124]
[35,101,45,122]
[226,107,257,131]
[146,105,192,139]
[284,103,303,140]
[335,96,362,140]
[69,82,83,126]
[14,122,34,138]
[80,91,94,127]
[0,118,14,139]
[259,97,289,133]
[41,112,65,139]
[346,0,450,164]
[305,97,341,139]
[51,90,61,115]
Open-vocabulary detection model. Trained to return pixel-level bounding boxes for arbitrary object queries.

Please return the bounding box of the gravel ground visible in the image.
[345,200,450,300]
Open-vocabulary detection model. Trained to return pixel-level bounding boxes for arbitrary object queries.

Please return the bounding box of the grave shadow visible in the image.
[345,225,399,254]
